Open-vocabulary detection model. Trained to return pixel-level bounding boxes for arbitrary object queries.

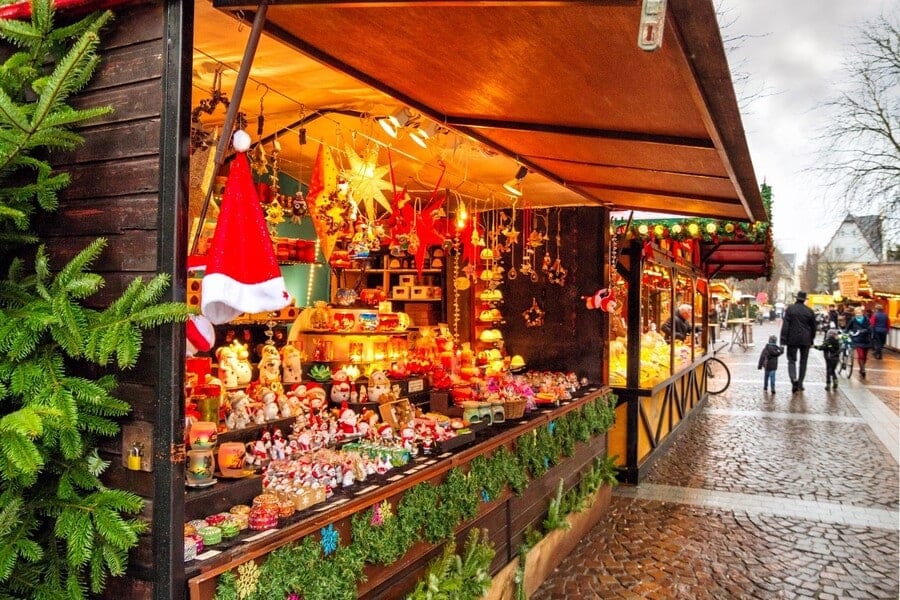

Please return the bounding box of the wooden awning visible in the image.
[212,0,765,222]
[702,240,772,280]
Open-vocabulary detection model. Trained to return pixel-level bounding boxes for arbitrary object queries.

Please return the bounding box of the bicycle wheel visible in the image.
[704,357,731,395]
[837,350,854,378]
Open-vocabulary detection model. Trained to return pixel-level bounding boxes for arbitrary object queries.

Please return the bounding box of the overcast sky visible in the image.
[719,0,894,259]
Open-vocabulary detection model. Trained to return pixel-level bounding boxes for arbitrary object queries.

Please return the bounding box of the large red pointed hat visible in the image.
[201,131,291,324]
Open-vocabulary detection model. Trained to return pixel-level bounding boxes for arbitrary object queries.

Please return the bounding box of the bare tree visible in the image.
[800,246,821,293]
[816,15,900,246]
[715,1,775,113]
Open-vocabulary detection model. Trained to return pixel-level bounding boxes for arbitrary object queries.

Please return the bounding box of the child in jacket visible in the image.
[816,329,841,390]
[758,335,784,394]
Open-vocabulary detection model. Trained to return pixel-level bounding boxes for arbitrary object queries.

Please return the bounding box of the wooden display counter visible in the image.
[186,387,613,599]
[611,356,709,483]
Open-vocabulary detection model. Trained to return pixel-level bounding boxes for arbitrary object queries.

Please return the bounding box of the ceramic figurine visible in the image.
[338,402,359,436]
[281,345,303,384]
[367,371,391,403]
[229,340,254,387]
[216,346,240,389]
[258,345,283,393]
[330,370,353,404]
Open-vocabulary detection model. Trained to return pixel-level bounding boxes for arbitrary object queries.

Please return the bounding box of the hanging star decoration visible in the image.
[384,186,414,254]
[523,297,545,328]
[413,193,448,276]
[342,144,392,221]
[306,143,340,260]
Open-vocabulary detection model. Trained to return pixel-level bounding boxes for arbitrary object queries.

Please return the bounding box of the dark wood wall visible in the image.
[469,206,608,382]
[36,2,175,598]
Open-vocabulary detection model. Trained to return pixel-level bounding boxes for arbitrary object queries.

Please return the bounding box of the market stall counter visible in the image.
[608,239,714,483]
[185,386,615,599]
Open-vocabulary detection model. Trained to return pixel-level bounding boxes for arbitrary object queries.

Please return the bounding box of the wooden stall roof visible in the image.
[211,0,765,222]
[864,263,900,296]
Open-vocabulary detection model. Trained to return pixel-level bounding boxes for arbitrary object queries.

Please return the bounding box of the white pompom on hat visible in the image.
[201,130,291,324]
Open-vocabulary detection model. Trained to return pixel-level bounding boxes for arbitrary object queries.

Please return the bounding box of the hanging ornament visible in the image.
[547,209,567,286]
[341,144,392,221]
[306,143,340,261]
[523,297,545,328]
[583,288,618,312]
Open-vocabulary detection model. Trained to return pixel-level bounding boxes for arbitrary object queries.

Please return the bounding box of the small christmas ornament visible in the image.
[201,131,290,324]
[583,288,618,312]
[523,298,545,328]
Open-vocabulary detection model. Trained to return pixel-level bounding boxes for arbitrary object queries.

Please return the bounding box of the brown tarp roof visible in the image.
[213,0,765,222]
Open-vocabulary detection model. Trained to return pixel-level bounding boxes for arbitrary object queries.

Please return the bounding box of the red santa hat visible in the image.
[201,130,291,324]
[185,314,215,356]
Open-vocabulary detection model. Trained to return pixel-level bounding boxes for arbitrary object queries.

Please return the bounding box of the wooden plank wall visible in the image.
[35,1,168,592]
[497,206,607,382]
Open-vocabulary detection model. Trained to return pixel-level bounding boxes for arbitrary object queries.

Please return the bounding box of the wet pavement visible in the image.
[534,321,899,599]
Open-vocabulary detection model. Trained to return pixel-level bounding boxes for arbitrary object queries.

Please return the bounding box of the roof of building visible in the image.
[864,262,900,296]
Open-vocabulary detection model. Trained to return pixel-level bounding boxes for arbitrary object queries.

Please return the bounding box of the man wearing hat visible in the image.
[779,291,817,393]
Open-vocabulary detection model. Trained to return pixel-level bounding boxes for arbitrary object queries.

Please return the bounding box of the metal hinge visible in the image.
[171,443,186,464]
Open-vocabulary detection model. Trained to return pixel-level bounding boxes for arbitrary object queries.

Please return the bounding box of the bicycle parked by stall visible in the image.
[837,333,854,378]
[704,340,731,395]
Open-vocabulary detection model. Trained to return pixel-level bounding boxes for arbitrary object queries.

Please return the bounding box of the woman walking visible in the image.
[844,306,873,378]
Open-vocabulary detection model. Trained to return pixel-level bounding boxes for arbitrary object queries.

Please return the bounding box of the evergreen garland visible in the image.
[492,445,528,495]
[352,503,408,565]
[440,467,479,524]
[0,4,190,597]
[216,392,621,598]
[405,529,495,600]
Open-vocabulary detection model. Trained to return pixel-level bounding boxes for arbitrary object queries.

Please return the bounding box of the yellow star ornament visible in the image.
[341,145,392,220]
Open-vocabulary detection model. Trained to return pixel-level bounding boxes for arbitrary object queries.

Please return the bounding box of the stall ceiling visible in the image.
[201,0,765,222]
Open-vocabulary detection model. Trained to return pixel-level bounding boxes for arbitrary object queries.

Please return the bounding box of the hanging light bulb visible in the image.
[456,201,468,230]
[502,165,528,197]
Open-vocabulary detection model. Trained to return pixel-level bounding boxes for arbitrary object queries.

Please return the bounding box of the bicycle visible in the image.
[704,356,731,395]
[836,333,854,378]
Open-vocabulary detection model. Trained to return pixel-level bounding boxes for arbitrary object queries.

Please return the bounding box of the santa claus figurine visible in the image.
[338,401,359,436]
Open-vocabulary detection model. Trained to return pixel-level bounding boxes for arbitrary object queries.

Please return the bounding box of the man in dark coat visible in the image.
[779,290,817,393]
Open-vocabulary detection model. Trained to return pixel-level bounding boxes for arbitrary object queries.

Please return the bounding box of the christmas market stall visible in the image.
[0,1,766,599]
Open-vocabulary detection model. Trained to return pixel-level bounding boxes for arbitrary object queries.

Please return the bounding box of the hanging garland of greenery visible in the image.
[441,467,480,524]
[469,454,505,502]
[214,536,365,600]
[492,445,528,495]
[352,502,409,566]
[406,529,496,600]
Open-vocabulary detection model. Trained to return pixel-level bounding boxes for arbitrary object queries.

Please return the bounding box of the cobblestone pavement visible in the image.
[534,321,899,599]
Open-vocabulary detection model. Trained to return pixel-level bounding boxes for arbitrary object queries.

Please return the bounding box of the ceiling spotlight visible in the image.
[503,165,528,197]
[378,107,411,138]
[408,122,439,149]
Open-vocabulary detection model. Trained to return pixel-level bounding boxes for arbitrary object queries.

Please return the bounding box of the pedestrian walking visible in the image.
[758,335,784,394]
[815,329,841,390]
[845,306,873,377]
[779,290,817,393]
[870,303,890,360]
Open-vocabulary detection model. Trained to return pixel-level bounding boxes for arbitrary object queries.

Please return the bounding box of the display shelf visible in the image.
[185,387,611,600]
